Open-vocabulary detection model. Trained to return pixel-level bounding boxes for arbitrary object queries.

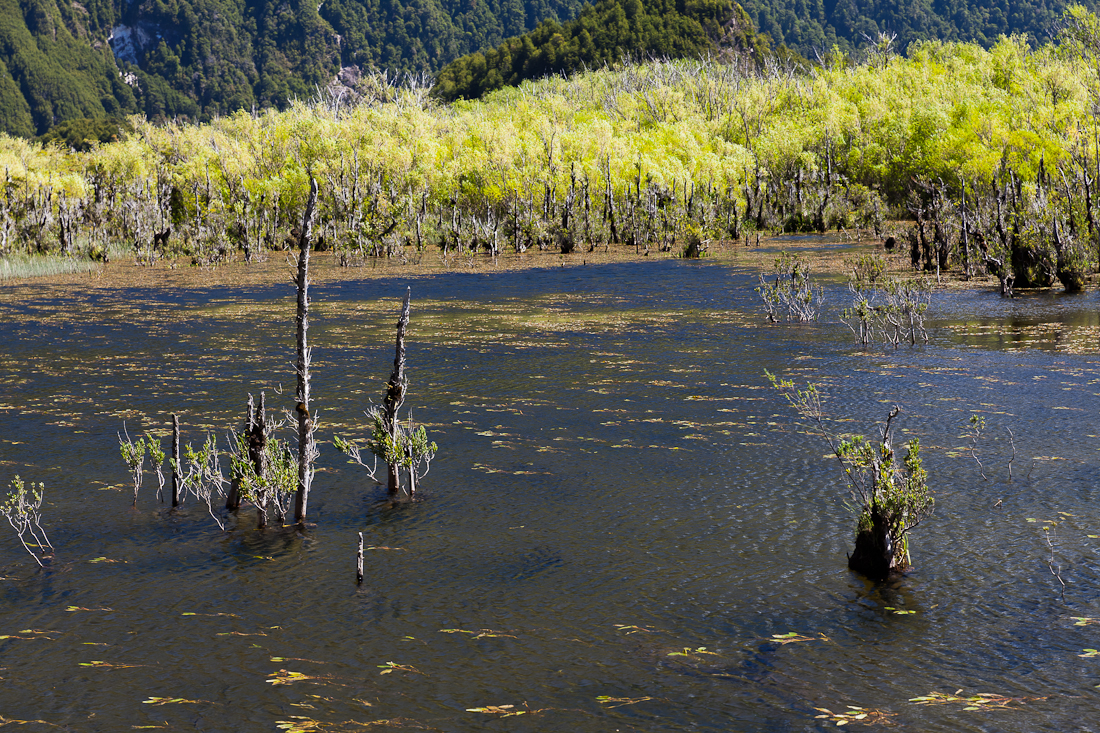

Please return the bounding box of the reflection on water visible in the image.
[0,253,1098,732]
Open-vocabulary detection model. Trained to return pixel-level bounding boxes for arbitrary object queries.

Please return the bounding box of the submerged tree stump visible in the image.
[847,510,896,581]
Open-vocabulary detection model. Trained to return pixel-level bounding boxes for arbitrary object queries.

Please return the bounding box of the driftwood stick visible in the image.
[356,532,364,585]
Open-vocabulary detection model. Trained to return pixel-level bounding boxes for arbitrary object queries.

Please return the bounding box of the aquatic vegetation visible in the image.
[768,375,934,580]
[117,428,146,506]
[227,394,299,528]
[770,632,830,645]
[909,689,1044,710]
[840,253,932,347]
[813,705,896,726]
[335,289,437,499]
[756,251,823,323]
[596,695,657,708]
[1,475,52,566]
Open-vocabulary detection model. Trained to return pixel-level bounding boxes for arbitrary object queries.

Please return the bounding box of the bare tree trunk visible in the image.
[226,396,250,511]
[406,443,417,499]
[171,414,181,507]
[250,392,267,479]
[294,178,319,525]
[384,288,411,497]
[960,185,971,279]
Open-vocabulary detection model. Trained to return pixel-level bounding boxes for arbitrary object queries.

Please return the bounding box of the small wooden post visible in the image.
[356,532,364,585]
[171,415,181,507]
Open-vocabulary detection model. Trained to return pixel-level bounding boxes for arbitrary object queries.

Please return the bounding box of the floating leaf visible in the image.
[909,690,1041,709]
[80,660,144,669]
[613,624,656,634]
[0,715,61,727]
[377,661,425,676]
[1080,649,1100,658]
[770,632,828,644]
[596,696,655,708]
[438,628,515,639]
[275,719,327,733]
[267,670,327,686]
[141,697,205,705]
[813,705,894,726]
[0,629,57,641]
[465,704,537,717]
[667,646,719,658]
[65,606,113,612]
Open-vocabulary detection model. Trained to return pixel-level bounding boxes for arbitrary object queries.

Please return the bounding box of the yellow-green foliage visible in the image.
[0,133,86,196]
[73,35,1098,200]
[2,9,1100,255]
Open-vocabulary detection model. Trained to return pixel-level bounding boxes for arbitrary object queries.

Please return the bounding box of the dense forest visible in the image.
[4,5,1100,296]
[432,0,793,102]
[737,0,1100,57]
[0,0,586,136]
[2,0,1099,136]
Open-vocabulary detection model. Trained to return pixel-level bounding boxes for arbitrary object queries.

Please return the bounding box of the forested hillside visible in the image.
[737,0,1100,56]
[433,0,760,102]
[0,0,586,136]
[0,0,137,137]
[2,0,1098,137]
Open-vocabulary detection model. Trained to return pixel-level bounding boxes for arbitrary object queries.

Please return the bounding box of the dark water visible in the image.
[1,250,1099,732]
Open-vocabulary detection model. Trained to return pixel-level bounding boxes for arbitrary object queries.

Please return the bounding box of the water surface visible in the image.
[1,249,1098,731]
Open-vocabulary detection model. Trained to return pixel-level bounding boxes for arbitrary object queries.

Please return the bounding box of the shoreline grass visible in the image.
[0,254,102,281]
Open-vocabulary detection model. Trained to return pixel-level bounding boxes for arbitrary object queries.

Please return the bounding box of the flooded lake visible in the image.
[1,244,1098,731]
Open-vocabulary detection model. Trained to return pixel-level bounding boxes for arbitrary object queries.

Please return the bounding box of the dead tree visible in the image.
[230,392,296,527]
[294,177,319,525]
[334,287,437,499]
[383,288,411,494]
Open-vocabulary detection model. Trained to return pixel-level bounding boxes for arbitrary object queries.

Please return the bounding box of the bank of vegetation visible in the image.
[2,6,1100,293]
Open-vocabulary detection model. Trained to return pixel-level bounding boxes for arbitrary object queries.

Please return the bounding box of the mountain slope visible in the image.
[0,0,137,136]
[737,0,1098,56]
[433,0,770,102]
[1,0,1097,137]
[0,0,587,135]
